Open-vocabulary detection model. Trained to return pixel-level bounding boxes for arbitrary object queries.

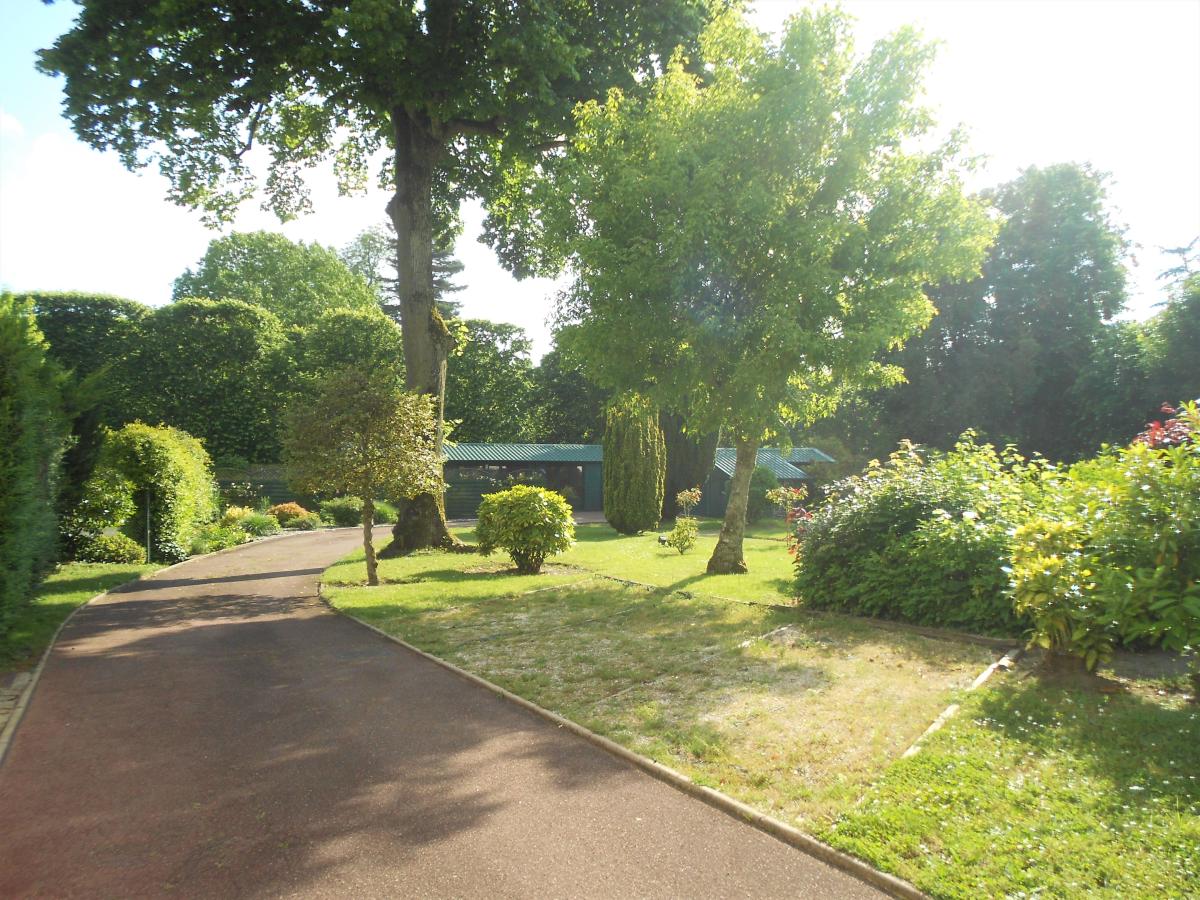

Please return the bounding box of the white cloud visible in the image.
[0,108,24,139]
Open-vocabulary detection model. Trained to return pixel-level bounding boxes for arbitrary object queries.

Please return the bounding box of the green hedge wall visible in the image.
[0,295,69,633]
[98,422,218,563]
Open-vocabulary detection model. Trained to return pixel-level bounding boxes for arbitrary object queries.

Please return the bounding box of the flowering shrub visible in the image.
[1134,402,1197,449]
[221,505,256,527]
[1013,403,1200,682]
[794,435,1046,634]
[477,485,575,574]
[675,487,703,517]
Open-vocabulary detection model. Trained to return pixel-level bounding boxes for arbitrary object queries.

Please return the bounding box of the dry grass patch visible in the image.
[324,543,999,829]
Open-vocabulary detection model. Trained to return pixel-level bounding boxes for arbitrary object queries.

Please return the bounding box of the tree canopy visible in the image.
[445,319,537,443]
[552,9,994,571]
[40,0,716,551]
[173,231,378,328]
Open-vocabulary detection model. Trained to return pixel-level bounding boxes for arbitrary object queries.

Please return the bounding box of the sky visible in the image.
[1,0,1198,361]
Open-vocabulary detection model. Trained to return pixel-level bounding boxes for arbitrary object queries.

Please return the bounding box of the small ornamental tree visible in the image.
[602,394,666,535]
[284,370,441,586]
[552,9,994,572]
[476,485,575,575]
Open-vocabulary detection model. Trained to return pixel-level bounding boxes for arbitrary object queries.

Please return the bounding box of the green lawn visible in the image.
[1,562,157,671]
[324,532,996,828]
[445,521,798,606]
[820,678,1200,898]
[324,525,1200,898]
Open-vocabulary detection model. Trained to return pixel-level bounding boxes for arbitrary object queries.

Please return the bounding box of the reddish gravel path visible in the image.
[0,530,882,898]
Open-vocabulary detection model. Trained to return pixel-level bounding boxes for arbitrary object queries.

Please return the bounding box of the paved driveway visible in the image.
[0,530,882,898]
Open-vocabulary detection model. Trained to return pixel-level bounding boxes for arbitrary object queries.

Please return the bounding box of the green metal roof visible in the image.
[444,443,602,464]
[713,448,809,481]
[789,446,837,464]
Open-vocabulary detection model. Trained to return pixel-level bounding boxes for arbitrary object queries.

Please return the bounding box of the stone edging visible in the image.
[319,588,928,900]
[0,527,356,769]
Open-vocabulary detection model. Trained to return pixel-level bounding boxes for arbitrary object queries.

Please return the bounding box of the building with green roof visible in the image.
[442,442,832,520]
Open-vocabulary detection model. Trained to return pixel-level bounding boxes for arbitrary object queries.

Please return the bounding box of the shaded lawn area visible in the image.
[0,562,156,671]
[820,677,1200,899]
[323,538,997,829]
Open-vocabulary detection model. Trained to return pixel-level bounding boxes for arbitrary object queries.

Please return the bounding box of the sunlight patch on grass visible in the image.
[322,542,996,829]
[1,562,156,671]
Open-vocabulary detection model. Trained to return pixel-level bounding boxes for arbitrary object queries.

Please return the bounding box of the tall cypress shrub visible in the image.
[602,394,665,534]
[0,294,68,632]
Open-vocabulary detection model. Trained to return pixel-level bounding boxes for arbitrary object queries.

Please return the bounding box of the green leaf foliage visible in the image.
[554,8,995,445]
[295,307,405,385]
[118,298,290,462]
[1012,405,1200,675]
[97,422,219,563]
[602,394,666,535]
[173,231,378,327]
[476,485,575,575]
[746,466,780,524]
[532,341,608,443]
[445,319,537,442]
[0,294,69,633]
[75,532,146,564]
[666,516,699,555]
[795,435,1047,634]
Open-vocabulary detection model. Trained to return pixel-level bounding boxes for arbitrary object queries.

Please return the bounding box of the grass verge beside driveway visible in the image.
[1,562,156,672]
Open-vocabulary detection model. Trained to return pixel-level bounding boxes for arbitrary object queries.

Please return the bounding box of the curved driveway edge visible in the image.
[0,530,885,898]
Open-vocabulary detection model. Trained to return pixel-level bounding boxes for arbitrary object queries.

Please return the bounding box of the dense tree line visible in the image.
[805,164,1199,465]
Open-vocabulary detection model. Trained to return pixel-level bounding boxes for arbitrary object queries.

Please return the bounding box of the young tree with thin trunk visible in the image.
[40,0,714,554]
[283,370,441,586]
[552,9,996,573]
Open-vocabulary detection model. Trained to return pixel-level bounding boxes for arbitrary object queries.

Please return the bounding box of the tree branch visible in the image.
[446,116,504,139]
[234,102,267,160]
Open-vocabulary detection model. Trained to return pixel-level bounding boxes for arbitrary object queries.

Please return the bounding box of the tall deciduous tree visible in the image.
[284,371,441,586]
[174,231,378,328]
[532,340,608,443]
[40,0,713,553]
[444,319,537,443]
[553,9,994,572]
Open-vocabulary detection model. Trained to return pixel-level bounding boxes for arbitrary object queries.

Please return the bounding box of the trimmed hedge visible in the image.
[477,485,575,574]
[97,423,218,562]
[0,294,69,633]
[602,394,665,534]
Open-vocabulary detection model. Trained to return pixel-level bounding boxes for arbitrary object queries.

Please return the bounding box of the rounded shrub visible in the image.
[220,505,255,527]
[266,502,310,526]
[476,486,575,574]
[373,500,398,524]
[666,517,699,555]
[602,394,665,534]
[320,496,364,527]
[794,435,1045,634]
[238,512,280,537]
[283,512,321,531]
[189,523,249,556]
[75,532,145,564]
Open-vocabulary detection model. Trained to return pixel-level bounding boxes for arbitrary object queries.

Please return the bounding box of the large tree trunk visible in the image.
[660,411,718,520]
[380,109,459,557]
[706,436,759,574]
[362,496,379,586]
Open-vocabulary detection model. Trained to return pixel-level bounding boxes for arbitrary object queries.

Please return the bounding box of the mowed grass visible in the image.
[0,562,157,671]
[452,521,799,606]
[820,677,1200,898]
[323,529,997,828]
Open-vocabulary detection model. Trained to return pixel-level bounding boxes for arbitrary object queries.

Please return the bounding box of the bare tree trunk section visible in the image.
[706,436,759,574]
[362,496,379,586]
[381,109,459,557]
